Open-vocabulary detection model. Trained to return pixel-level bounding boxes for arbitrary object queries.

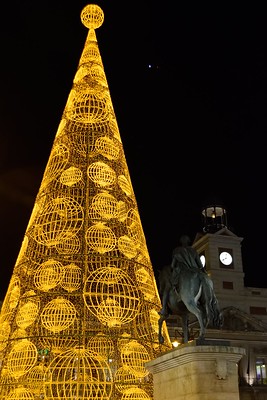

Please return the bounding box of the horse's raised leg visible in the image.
[159,290,169,316]
[158,314,167,344]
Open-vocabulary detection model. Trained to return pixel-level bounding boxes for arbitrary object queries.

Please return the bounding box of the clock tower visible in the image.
[193,205,245,310]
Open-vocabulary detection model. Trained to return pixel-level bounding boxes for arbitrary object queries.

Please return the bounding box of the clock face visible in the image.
[219,251,233,266]
[200,254,206,267]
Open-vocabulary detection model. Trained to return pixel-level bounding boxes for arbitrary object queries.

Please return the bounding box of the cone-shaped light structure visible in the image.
[0,4,171,400]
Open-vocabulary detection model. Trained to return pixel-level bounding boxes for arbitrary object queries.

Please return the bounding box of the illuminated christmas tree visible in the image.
[0,4,171,400]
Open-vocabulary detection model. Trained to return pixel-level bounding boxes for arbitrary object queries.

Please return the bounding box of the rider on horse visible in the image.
[159,235,206,316]
[172,234,206,277]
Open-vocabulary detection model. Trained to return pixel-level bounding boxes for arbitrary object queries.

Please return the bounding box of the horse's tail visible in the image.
[200,274,223,328]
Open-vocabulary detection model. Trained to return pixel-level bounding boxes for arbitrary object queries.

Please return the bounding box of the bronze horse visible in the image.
[158,264,223,344]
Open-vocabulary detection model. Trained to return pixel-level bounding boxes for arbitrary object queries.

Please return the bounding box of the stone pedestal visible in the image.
[146,341,246,400]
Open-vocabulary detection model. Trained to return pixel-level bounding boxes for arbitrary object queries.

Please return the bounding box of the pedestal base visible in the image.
[146,342,245,400]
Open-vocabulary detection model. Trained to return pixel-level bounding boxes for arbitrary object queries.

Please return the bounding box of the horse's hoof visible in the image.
[197,335,206,344]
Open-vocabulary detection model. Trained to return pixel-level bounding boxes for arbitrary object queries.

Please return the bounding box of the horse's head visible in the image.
[157,265,173,298]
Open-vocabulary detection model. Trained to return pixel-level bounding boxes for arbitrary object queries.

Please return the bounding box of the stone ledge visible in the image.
[146,344,246,374]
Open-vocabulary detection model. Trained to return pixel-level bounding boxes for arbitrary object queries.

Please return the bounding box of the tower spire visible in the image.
[0,4,171,400]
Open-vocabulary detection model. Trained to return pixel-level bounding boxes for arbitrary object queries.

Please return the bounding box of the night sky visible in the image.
[0,1,266,298]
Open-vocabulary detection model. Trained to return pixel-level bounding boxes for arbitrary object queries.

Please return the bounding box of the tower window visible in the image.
[251,290,261,296]
[250,306,267,315]
[223,281,233,290]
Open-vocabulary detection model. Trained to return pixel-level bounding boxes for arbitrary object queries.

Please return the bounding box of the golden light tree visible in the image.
[0,4,171,400]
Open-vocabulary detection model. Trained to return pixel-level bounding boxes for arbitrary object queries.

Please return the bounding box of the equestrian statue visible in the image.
[158,235,223,344]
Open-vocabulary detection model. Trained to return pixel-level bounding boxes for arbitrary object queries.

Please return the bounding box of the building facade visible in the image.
[166,206,267,399]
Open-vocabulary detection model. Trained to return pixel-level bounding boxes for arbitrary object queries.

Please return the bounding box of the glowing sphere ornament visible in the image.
[83,267,141,327]
[44,347,112,400]
[121,340,151,378]
[81,4,104,30]
[40,297,77,333]
[7,340,38,378]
